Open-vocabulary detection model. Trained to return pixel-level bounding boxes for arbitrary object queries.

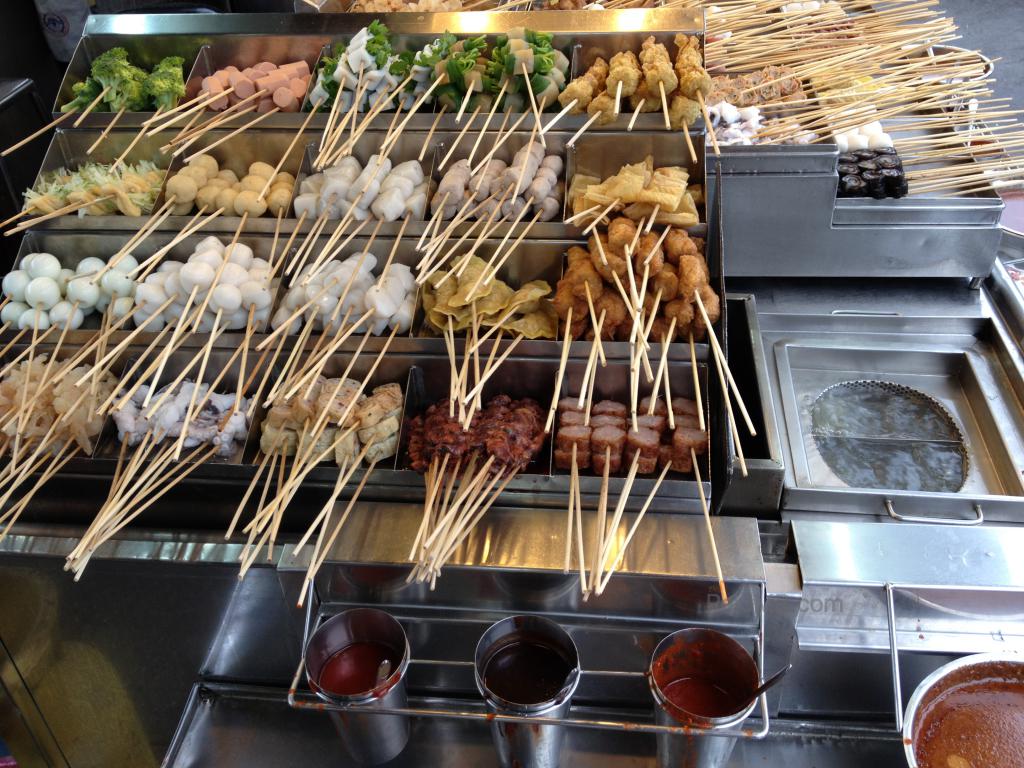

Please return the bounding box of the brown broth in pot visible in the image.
[915,677,1024,768]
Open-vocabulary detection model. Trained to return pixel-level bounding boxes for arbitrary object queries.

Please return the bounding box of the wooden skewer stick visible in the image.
[439,105,482,170]
[564,443,578,573]
[681,122,698,164]
[694,289,756,435]
[595,451,642,593]
[692,446,728,604]
[521,62,547,149]
[419,106,448,162]
[5,195,115,237]
[86,108,126,155]
[658,82,671,132]
[72,86,112,127]
[258,103,319,201]
[614,81,623,115]
[542,99,577,135]
[697,93,721,156]
[113,108,165,171]
[564,204,603,226]
[456,82,477,124]
[545,306,573,434]
[582,198,621,236]
[468,82,507,166]
[597,462,671,594]
[628,100,645,132]
[2,110,78,157]
[689,331,705,432]
[587,446,611,597]
[567,112,602,148]
[183,108,281,164]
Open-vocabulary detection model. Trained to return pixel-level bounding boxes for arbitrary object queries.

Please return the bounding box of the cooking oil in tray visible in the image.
[809,380,968,493]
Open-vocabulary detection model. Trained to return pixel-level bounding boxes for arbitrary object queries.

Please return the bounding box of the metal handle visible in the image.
[885,583,903,733]
[885,499,984,526]
[830,310,901,317]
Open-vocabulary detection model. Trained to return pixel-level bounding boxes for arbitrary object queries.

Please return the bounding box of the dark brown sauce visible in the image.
[915,679,1024,768]
[317,641,397,697]
[663,676,745,719]
[484,637,572,705]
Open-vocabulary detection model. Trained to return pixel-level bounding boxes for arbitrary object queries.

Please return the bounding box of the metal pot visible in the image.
[902,651,1024,767]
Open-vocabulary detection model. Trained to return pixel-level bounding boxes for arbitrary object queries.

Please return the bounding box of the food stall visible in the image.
[0,5,1021,768]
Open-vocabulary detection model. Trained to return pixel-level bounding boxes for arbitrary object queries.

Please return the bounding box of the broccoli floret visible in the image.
[60,77,104,113]
[143,56,186,112]
[91,47,150,112]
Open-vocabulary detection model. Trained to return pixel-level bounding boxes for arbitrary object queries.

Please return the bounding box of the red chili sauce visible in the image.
[317,641,398,697]
[915,677,1024,768]
[484,636,572,706]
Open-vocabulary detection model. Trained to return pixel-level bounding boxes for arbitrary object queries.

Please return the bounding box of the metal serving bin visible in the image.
[7,229,288,349]
[706,128,1005,281]
[22,128,172,229]
[54,35,206,127]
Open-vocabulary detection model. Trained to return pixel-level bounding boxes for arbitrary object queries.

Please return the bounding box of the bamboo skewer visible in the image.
[6,195,115,237]
[419,106,448,162]
[2,110,78,157]
[86,108,126,155]
[545,307,573,433]
[692,446,728,604]
[689,331,705,432]
[694,290,756,436]
[259,103,319,201]
[73,86,112,127]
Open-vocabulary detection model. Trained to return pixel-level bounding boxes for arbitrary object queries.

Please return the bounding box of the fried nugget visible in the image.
[677,252,710,302]
[635,231,665,275]
[608,216,638,250]
[664,229,699,264]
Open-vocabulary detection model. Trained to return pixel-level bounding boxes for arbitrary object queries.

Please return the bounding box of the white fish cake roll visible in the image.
[299,175,324,195]
[404,192,427,221]
[380,174,415,197]
[391,160,424,185]
[363,434,398,465]
[293,192,319,219]
[370,187,406,221]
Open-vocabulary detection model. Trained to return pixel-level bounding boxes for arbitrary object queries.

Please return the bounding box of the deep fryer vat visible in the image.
[809,379,969,494]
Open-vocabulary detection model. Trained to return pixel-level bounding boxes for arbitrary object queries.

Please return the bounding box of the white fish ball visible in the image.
[111,296,135,320]
[219,262,249,286]
[239,281,273,309]
[76,257,106,277]
[24,277,61,309]
[66,277,100,308]
[18,308,50,331]
[247,268,269,285]
[196,311,217,333]
[227,309,248,329]
[179,261,216,293]
[100,270,135,299]
[19,254,37,272]
[195,235,225,254]
[159,260,182,273]
[1,301,28,325]
[134,307,166,331]
[163,302,187,324]
[2,270,30,302]
[163,271,183,300]
[191,249,223,270]
[135,282,167,308]
[57,268,75,292]
[26,253,61,280]
[250,257,270,272]
[49,300,84,330]
[211,284,242,314]
[283,287,305,311]
[95,293,110,314]
[113,254,139,274]
[223,242,254,269]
